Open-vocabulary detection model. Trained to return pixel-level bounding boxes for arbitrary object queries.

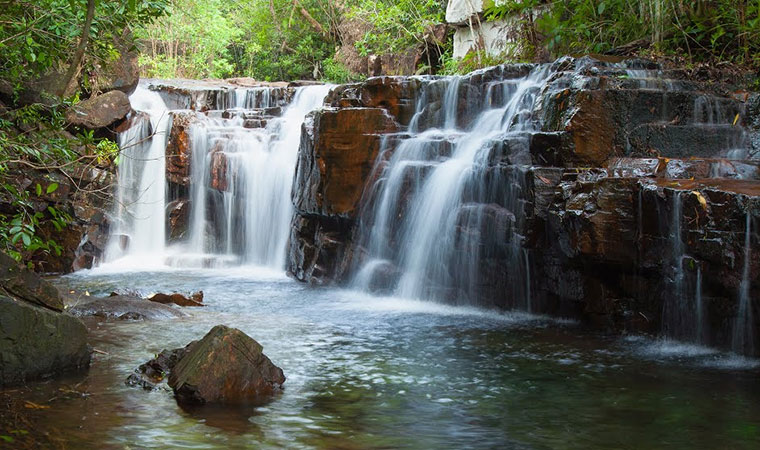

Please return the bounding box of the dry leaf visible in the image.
[691,191,707,210]
[24,401,50,410]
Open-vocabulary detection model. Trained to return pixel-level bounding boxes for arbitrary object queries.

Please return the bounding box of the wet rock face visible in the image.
[529,170,760,352]
[168,325,285,405]
[287,105,398,283]
[166,112,197,192]
[0,252,90,386]
[293,108,399,218]
[288,56,759,353]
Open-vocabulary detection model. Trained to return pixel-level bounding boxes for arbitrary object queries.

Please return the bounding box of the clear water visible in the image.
[14,269,760,449]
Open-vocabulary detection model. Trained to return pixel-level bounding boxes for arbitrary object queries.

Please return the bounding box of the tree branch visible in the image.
[59,0,96,97]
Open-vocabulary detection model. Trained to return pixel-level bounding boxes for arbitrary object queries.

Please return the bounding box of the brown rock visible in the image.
[166,112,197,188]
[293,108,398,218]
[168,325,285,405]
[148,291,204,307]
[209,145,229,192]
[66,90,131,129]
[90,29,139,95]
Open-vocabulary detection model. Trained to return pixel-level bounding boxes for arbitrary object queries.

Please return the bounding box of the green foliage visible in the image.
[483,0,760,67]
[136,0,240,78]
[349,0,445,57]
[0,181,70,264]
[0,0,168,87]
[321,57,365,84]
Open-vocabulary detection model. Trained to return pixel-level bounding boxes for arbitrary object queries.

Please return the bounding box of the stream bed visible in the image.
[15,268,760,449]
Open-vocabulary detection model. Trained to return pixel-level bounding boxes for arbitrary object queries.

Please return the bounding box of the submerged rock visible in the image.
[126,343,195,390]
[168,325,285,405]
[68,295,186,320]
[0,253,90,386]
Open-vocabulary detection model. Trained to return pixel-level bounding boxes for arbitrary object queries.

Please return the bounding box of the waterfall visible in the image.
[104,86,170,264]
[181,85,332,268]
[733,212,755,355]
[353,67,550,307]
[662,190,706,343]
[106,82,330,270]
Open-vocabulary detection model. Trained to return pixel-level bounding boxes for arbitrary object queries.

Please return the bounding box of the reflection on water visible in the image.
[8,269,760,449]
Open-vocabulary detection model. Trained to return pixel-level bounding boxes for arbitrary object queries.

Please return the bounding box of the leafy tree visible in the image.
[136,0,240,78]
[483,0,760,67]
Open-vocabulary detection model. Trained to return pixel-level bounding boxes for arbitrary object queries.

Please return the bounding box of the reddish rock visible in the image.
[148,291,204,307]
[293,108,398,218]
[168,326,285,405]
[166,112,197,188]
[167,199,191,242]
[209,145,229,192]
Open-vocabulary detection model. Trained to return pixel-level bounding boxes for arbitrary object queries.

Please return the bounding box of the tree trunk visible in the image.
[59,0,96,97]
[292,0,327,36]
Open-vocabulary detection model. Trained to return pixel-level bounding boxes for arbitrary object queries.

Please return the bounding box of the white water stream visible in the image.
[104,83,331,270]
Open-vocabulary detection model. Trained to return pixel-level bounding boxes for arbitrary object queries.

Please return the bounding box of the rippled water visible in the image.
[15,269,760,449]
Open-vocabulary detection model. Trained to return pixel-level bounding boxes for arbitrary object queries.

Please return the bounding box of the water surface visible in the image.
[17,268,760,449]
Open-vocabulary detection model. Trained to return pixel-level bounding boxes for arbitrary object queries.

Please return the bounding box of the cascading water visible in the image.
[733,211,755,355]
[181,85,332,268]
[104,86,170,264]
[353,67,549,307]
[106,82,330,269]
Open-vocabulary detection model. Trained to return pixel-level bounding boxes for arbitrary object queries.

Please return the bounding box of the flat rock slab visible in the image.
[69,295,187,320]
[168,325,285,405]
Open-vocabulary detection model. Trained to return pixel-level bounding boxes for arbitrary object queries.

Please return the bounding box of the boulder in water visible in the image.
[148,291,204,307]
[168,325,285,405]
[0,253,90,386]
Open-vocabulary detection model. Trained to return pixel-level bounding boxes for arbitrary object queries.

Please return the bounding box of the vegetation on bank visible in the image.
[135,0,446,81]
[481,0,760,68]
[132,0,760,80]
[0,0,168,263]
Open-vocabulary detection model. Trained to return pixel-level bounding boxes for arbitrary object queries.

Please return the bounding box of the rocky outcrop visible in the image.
[287,56,760,354]
[89,29,140,96]
[168,326,285,405]
[65,90,132,129]
[0,253,90,386]
[288,103,398,283]
[0,162,114,273]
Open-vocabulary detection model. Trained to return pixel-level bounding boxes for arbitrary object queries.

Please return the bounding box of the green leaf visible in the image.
[46,182,59,194]
[9,226,21,234]
[35,183,42,196]
[21,233,31,247]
